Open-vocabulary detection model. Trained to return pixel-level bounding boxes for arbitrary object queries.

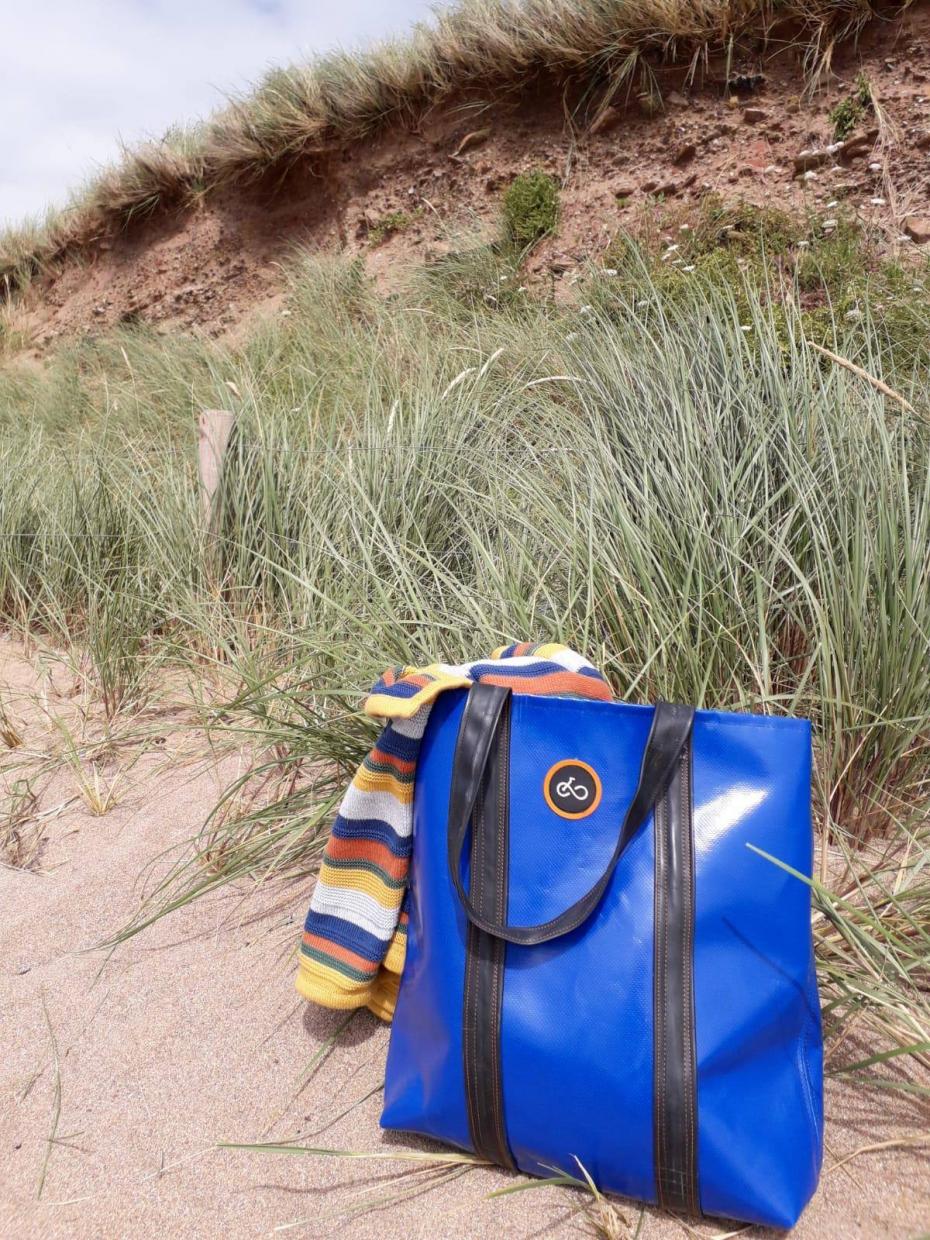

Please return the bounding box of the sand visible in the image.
[1,639,928,1239]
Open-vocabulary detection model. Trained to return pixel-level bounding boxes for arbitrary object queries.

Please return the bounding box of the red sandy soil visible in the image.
[2,637,929,1238]
[10,3,930,356]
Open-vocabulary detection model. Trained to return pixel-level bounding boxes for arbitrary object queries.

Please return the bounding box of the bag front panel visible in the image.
[382,691,823,1228]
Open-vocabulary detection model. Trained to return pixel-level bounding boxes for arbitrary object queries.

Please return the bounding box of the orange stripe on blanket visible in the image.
[480,671,613,700]
[369,747,416,776]
[326,836,408,880]
[302,932,380,975]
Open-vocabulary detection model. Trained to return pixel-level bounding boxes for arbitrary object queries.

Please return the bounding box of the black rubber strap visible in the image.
[653,742,700,1215]
[462,694,515,1169]
[448,684,695,946]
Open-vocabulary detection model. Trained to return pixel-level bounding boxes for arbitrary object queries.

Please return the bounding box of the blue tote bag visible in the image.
[381,686,823,1228]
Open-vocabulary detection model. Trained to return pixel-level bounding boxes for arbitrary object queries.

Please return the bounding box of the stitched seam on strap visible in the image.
[464,783,485,1153]
[661,792,671,1206]
[464,923,478,1147]
[491,706,511,1166]
[654,794,663,1206]
[680,748,697,1215]
[474,782,487,1152]
[656,793,669,1208]
[463,917,477,1147]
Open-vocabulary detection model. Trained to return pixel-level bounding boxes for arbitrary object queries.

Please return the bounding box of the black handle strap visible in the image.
[447,683,695,946]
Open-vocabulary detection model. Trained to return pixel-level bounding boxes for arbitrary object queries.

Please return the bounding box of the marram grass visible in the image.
[0,240,928,1089]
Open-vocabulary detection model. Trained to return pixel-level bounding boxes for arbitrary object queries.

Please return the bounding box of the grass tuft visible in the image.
[1,778,42,869]
[0,694,23,748]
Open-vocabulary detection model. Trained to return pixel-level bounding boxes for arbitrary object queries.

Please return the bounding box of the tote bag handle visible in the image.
[447,683,694,946]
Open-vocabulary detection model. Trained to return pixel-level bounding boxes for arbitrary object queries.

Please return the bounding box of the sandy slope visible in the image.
[13,2,930,354]
[1,640,928,1239]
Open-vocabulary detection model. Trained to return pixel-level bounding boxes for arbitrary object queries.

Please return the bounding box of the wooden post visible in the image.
[198,410,236,525]
[198,409,235,585]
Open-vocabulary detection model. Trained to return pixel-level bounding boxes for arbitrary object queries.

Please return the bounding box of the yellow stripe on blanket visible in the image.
[317,863,405,906]
[297,941,405,1021]
[351,767,415,802]
[296,955,374,1010]
[367,968,401,1022]
[365,669,471,720]
[383,931,407,975]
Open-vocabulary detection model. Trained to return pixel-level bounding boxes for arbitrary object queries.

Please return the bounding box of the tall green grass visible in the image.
[1,240,928,1084]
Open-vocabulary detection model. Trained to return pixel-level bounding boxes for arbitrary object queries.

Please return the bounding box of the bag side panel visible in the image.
[692,713,822,1228]
[381,690,473,1152]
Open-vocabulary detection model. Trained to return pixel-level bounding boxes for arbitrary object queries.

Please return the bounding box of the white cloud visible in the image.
[0,0,437,228]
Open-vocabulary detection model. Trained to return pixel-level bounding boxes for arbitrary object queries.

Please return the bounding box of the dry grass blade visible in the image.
[295,1084,383,1141]
[261,1009,358,1137]
[490,1157,641,1238]
[0,777,42,869]
[36,993,62,1199]
[826,1132,930,1174]
[218,1141,485,1165]
[220,1141,486,1230]
[0,695,23,747]
[828,1130,930,1175]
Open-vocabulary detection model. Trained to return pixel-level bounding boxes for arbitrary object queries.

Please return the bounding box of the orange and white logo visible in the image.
[543,759,602,820]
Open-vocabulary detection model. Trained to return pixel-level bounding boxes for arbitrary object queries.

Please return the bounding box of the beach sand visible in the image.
[2,640,927,1239]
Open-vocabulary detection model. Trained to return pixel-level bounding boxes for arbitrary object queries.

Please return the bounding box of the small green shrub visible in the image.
[795,218,866,293]
[602,196,802,315]
[598,196,930,379]
[502,171,560,247]
[801,255,930,373]
[419,244,527,314]
[683,196,801,261]
[829,73,873,141]
[368,209,421,246]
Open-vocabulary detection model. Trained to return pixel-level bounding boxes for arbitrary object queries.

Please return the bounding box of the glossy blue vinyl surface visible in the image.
[381,691,823,1228]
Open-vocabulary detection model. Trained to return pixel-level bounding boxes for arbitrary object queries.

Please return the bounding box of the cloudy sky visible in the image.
[0,0,437,229]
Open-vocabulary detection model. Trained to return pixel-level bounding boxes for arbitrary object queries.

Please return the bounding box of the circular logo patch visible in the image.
[544,759,602,820]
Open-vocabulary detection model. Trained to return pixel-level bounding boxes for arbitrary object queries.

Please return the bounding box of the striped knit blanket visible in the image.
[296,643,612,1020]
